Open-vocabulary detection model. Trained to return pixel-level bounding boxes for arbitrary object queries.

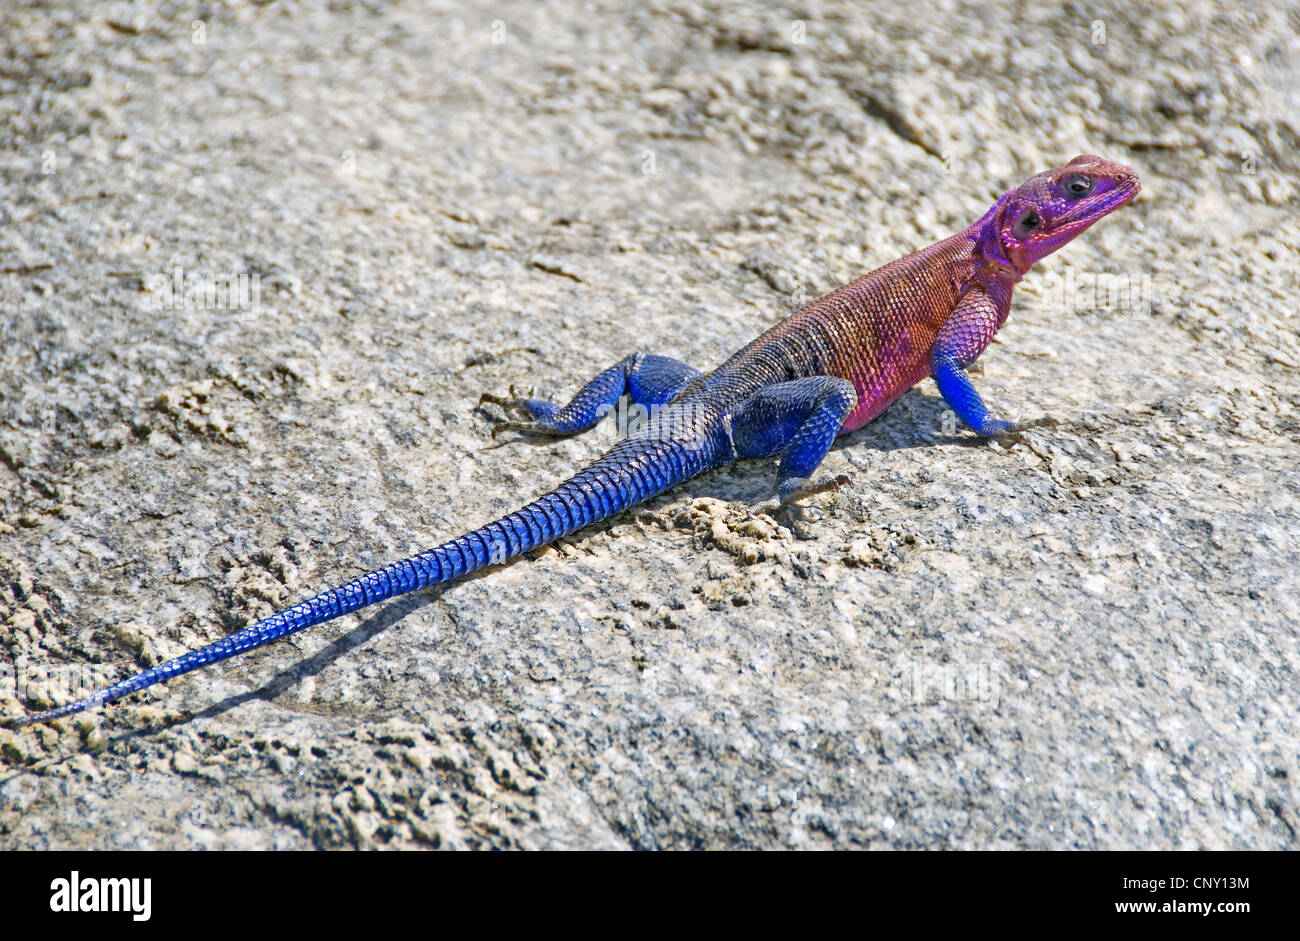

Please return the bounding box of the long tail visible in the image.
[3,424,728,728]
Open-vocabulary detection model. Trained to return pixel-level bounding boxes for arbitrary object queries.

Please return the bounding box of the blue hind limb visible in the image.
[482,352,700,437]
[731,376,857,503]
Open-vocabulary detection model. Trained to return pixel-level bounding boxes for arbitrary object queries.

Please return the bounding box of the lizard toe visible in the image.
[490,421,533,439]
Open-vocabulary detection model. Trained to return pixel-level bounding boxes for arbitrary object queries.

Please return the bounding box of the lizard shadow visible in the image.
[0,591,451,774]
[104,587,454,745]
[0,391,1001,762]
[101,395,964,737]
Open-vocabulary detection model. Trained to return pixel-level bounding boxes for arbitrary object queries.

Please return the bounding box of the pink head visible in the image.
[978,155,1140,274]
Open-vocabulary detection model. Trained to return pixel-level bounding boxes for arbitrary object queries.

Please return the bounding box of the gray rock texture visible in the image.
[0,0,1297,849]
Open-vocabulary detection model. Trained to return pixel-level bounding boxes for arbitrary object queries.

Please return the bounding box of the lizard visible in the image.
[2,154,1140,728]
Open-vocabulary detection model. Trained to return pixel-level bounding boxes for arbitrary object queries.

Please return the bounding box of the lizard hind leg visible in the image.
[731,376,858,504]
[481,352,701,439]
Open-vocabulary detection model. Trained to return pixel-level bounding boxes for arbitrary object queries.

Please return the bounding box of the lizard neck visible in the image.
[956,193,1029,294]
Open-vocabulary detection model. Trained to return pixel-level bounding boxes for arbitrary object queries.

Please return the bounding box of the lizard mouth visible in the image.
[1058,176,1140,226]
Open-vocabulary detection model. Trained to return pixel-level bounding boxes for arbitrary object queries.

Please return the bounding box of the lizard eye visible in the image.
[1065,173,1093,198]
[1012,209,1041,239]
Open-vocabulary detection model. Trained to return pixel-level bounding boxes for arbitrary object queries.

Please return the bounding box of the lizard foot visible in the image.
[478,384,537,418]
[489,419,570,439]
[755,473,853,513]
[985,415,1057,445]
[480,385,571,438]
[780,472,853,505]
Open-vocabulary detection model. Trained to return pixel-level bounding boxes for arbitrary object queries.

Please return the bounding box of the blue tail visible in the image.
[4,423,729,727]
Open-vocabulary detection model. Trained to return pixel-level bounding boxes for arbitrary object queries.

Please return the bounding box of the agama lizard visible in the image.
[3,155,1139,727]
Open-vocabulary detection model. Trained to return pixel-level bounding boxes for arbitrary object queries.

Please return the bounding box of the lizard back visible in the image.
[690,230,980,430]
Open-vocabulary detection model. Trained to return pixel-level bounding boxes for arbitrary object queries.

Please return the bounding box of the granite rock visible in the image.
[0,0,1296,849]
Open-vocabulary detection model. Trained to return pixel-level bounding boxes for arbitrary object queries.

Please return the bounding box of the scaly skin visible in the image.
[4,155,1139,728]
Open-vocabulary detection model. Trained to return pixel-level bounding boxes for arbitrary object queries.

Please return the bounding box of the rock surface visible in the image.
[0,0,1297,849]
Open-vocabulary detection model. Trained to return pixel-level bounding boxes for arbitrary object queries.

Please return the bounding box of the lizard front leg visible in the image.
[731,376,858,504]
[931,288,1052,440]
[481,352,701,439]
